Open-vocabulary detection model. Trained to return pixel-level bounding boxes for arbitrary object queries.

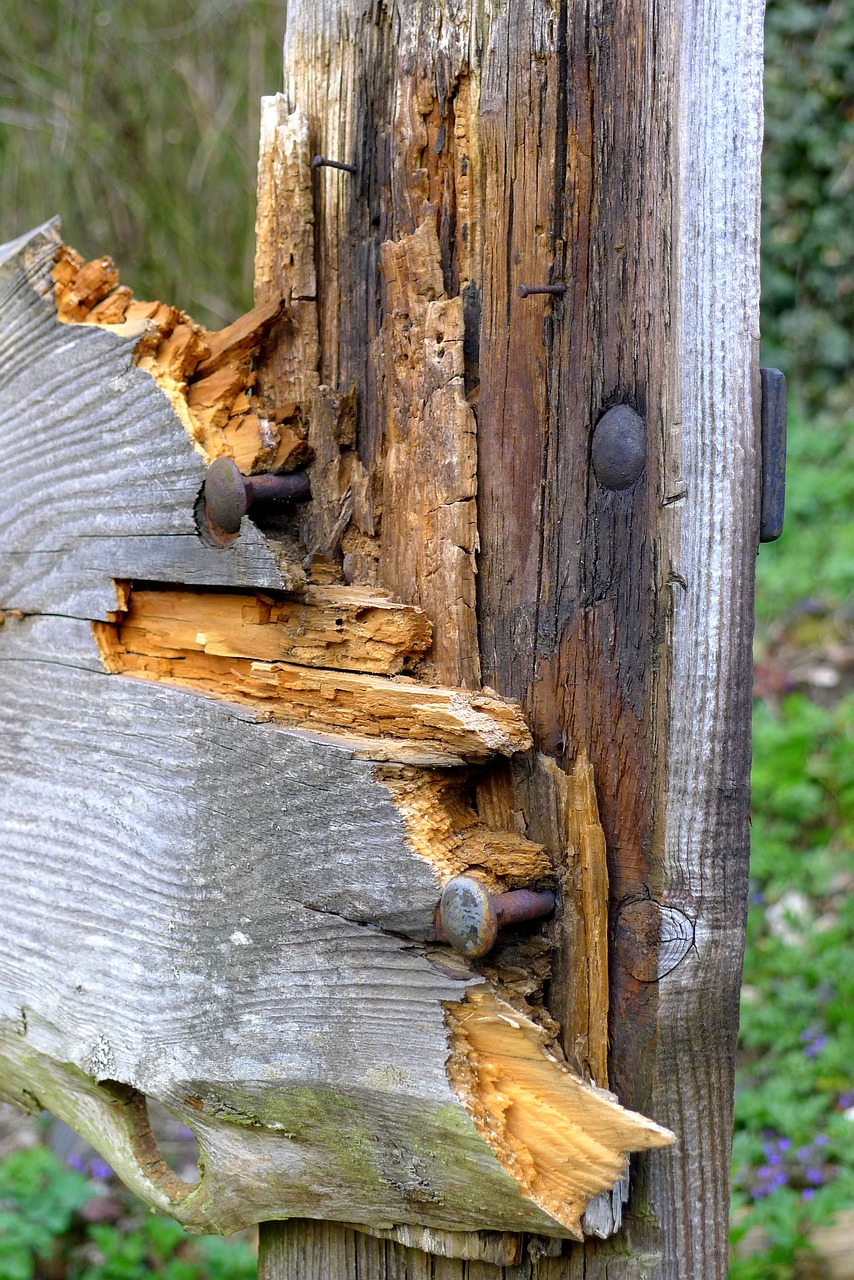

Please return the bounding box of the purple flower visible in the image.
[815,1134,829,1148]
[804,1036,827,1058]
[802,1189,816,1201]
[837,1091,854,1110]
[806,1167,825,1185]
[66,1153,85,1171]
[88,1158,113,1181]
[796,1146,811,1160]
[756,1164,774,1179]
[771,1171,789,1188]
[777,1137,792,1152]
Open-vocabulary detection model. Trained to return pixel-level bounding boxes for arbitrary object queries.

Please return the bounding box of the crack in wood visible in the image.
[92,582,531,767]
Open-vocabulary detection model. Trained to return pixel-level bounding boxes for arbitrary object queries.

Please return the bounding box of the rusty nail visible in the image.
[591,404,647,491]
[312,155,357,174]
[517,283,566,298]
[436,875,556,958]
[201,457,310,547]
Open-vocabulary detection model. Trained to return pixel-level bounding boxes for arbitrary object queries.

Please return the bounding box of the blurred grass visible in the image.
[732,417,854,1277]
[0,1,285,328]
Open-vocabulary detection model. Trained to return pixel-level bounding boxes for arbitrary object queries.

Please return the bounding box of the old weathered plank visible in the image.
[0,618,668,1237]
[276,0,765,1273]
[0,222,672,1240]
[377,223,480,688]
[0,223,291,620]
[0,610,544,1235]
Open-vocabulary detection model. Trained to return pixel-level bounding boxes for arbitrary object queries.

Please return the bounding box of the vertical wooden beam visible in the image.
[268,0,765,1275]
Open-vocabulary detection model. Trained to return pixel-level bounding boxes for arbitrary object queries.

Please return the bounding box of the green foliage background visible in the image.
[762,0,854,417]
[0,1,852,1277]
[0,1,285,328]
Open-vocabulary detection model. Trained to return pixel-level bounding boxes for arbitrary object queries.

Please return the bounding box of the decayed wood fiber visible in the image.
[52,243,309,476]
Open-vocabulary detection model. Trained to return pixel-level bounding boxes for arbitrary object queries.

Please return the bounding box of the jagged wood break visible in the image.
[0,223,673,1251]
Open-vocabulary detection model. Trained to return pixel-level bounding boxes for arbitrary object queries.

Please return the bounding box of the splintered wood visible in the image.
[446,988,674,1238]
[377,768,551,886]
[51,245,306,474]
[541,754,610,1087]
[253,98,319,413]
[378,223,480,688]
[115,585,432,676]
[94,583,530,766]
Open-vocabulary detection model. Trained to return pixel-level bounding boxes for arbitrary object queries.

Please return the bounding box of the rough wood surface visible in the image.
[446,988,671,1240]
[0,223,291,622]
[253,98,319,422]
[276,0,765,1273]
[378,223,480,688]
[0,223,671,1239]
[117,584,433,675]
[95,594,531,767]
[0,605,574,1238]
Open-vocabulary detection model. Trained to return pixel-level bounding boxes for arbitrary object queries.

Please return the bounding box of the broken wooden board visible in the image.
[0,223,291,621]
[93,584,529,767]
[0,223,673,1241]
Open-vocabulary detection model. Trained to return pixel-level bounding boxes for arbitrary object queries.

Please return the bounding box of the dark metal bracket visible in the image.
[760,367,787,543]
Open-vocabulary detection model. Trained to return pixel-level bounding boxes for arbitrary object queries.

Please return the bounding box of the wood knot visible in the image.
[613,897,695,982]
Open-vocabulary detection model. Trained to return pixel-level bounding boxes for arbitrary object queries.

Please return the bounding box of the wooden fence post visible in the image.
[258,0,765,1273]
[0,0,764,1277]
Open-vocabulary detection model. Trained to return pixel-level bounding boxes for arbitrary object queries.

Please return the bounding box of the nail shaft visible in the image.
[312,155,357,174]
[493,888,557,928]
[517,283,566,298]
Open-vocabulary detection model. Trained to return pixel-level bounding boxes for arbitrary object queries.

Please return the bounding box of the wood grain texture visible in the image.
[446,988,672,1240]
[95,596,531,767]
[0,611,550,1236]
[253,98,319,419]
[277,0,764,1272]
[117,584,433,676]
[0,223,291,622]
[51,243,298,478]
[378,223,480,688]
[0,615,664,1235]
[0,225,671,1238]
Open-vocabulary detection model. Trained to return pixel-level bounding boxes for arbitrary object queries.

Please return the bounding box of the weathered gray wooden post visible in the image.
[0,0,765,1276]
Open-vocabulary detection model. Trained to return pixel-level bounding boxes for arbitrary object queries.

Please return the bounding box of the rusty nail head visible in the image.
[517,283,566,299]
[591,404,647,490]
[436,875,556,958]
[201,457,310,547]
[312,155,357,174]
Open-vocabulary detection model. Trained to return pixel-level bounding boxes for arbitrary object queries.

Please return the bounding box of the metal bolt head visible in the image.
[438,876,498,958]
[591,405,646,490]
[204,457,249,534]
